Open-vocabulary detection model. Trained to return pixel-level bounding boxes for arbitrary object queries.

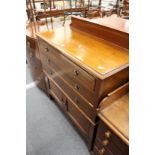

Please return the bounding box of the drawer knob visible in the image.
[61,98,67,110]
[100,148,105,154]
[74,69,79,76]
[74,84,80,90]
[105,131,111,138]
[102,139,109,146]
[45,47,49,52]
[75,97,79,104]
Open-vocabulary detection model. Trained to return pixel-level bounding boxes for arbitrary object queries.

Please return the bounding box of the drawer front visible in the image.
[48,69,96,122]
[40,53,97,106]
[48,78,95,141]
[38,38,96,92]
[96,120,129,154]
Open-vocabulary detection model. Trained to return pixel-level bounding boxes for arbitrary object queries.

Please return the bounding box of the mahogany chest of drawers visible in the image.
[36,16,129,149]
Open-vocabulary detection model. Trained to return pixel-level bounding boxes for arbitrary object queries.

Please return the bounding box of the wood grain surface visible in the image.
[36,25,128,79]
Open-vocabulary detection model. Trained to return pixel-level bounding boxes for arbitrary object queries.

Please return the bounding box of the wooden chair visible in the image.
[63,0,85,25]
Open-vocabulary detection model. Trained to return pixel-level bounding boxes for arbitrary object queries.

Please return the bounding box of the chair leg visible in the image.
[63,15,65,26]
[50,17,53,29]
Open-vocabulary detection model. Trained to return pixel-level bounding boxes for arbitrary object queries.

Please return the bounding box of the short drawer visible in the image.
[48,69,96,122]
[38,38,96,92]
[48,78,95,142]
[96,120,129,154]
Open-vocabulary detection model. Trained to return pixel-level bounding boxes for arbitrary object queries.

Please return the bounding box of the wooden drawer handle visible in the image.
[44,47,49,52]
[74,84,80,90]
[105,131,111,138]
[74,69,79,76]
[61,97,68,110]
[61,98,66,106]
[102,139,109,146]
[99,147,105,154]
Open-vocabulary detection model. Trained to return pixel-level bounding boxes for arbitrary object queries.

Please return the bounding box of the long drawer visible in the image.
[38,38,96,92]
[48,77,95,143]
[40,52,97,106]
[95,120,129,155]
[47,68,97,122]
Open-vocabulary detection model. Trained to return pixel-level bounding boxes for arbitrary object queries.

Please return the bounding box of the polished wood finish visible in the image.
[71,16,129,49]
[36,17,129,150]
[37,25,128,79]
[99,83,129,144]
[92,83,129,155]
[38,38,96,92]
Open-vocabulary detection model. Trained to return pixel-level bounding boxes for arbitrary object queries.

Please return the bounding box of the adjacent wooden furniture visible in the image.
[36,16,129,150]
[26,21,53,93]
[36,7,87,20]
[92,83,129,155]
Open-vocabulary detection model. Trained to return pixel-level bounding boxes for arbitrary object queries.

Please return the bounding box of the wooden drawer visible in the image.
[48,78,95,143]
[40,53,97,106]
[38,38,96,92]
[47,68,96,122]
[96,121,129,155]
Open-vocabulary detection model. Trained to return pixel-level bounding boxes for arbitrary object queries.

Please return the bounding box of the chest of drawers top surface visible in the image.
[36,25,128,79]
[99,83,129,145]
